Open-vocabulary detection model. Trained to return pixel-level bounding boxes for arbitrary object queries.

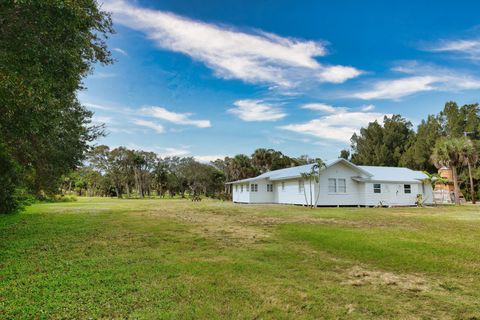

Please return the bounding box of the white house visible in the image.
[227,158,433,207]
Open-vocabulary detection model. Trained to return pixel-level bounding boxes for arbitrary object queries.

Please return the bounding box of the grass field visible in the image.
[1,198,480,319]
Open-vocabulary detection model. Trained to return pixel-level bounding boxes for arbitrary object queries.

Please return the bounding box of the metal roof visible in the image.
[357,166,427,183]
[227,159,427,184]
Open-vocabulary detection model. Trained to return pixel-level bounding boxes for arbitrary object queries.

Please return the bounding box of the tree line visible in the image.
[65,147,321,199]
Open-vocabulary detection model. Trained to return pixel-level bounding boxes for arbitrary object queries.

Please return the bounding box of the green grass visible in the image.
[1,198,480,319]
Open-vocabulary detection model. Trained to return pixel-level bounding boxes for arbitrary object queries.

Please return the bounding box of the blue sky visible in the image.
[81,0,480,161]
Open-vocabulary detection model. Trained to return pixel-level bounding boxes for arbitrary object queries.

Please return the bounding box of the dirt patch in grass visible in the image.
[132,206,424,248]
[136,209,272,246]
[344,265,429,292]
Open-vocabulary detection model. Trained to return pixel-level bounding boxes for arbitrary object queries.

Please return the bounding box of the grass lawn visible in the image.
[1,198,480,319]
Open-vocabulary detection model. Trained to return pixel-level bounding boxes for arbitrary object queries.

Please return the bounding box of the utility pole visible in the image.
[464,132,476,204]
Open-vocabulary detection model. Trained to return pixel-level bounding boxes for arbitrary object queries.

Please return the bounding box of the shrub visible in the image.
[53,195,78,202]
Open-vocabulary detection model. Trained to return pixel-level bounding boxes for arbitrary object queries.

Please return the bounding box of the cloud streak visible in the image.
[141,106,211,128]
[104,0,361,88]
[132,119,165,133]
[228,99,287,121]
[279,104,389,142]
[425,38,480,61]
[113,47,128,56]
[350,61,480,100]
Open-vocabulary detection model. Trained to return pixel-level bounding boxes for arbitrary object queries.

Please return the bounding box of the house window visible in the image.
[404,184,411,194]
[338,179,346,193]
[254,184,258,192]
[267,184,273,192]
[298,180,304,193]
[282,182,285,191]
[251,184,257,192]
[240,185,243,192]
[328,178,337,193]
[373,183,381,193]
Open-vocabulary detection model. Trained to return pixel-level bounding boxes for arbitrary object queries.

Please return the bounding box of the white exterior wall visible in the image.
[232,182,250,203]
[275,178,314,205]
[422,183,434,204]
[313,162,365,206]
[363,182,424,206]
[249,179,275,203]
[232,179,275,203]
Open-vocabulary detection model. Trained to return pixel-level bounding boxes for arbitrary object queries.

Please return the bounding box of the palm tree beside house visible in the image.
[431,137,475,205]
[300,159,326,208]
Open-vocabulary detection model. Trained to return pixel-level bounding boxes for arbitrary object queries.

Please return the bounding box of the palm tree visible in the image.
[300,172,312,207]
[300,159,326,208]
[431,137,475,205]
[230,154,256,181]
[313,159,326,206]
[251,148,276,173]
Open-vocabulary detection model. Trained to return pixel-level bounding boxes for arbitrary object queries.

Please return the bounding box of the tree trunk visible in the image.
[115,185,121,198]
[309,178,313,208]
[467,160,476,204]
[302,181,308,207]
[314,176,321,206]
[452,165,461,205]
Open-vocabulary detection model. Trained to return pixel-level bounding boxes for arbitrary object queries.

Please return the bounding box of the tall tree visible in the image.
[351,115,413,166]
[228,155,257,181]
[0,1,113,210]
[400,115,442,172]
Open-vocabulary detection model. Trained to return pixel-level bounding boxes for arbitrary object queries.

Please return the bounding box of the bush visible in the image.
[53,194,78,202]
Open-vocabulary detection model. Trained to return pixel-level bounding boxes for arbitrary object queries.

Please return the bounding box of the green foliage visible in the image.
[53,195,78,203]
[400,115,442,171]
[339,149,350,160]
[0,0,113,211]
[351,115,414,166]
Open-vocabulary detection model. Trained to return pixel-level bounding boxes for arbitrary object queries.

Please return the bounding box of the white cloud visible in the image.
[228,99,287,122]
[132,119,165,133]
[301,103,343,113]
[317,65,361,83]
[351,61,480,100]
[360,104,375,111]
[425,39,480,60]
[84,103,113,111]
[352,76,437,100]
[194,155,226,163]
[113,47,128,56]
[161,147,190,157]
[141,106,211,128]
[104,0,361,88]
[279,105,389,142]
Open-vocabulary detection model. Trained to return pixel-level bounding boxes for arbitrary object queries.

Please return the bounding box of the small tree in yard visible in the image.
[431,137,475,205]
[301,159,326,208]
